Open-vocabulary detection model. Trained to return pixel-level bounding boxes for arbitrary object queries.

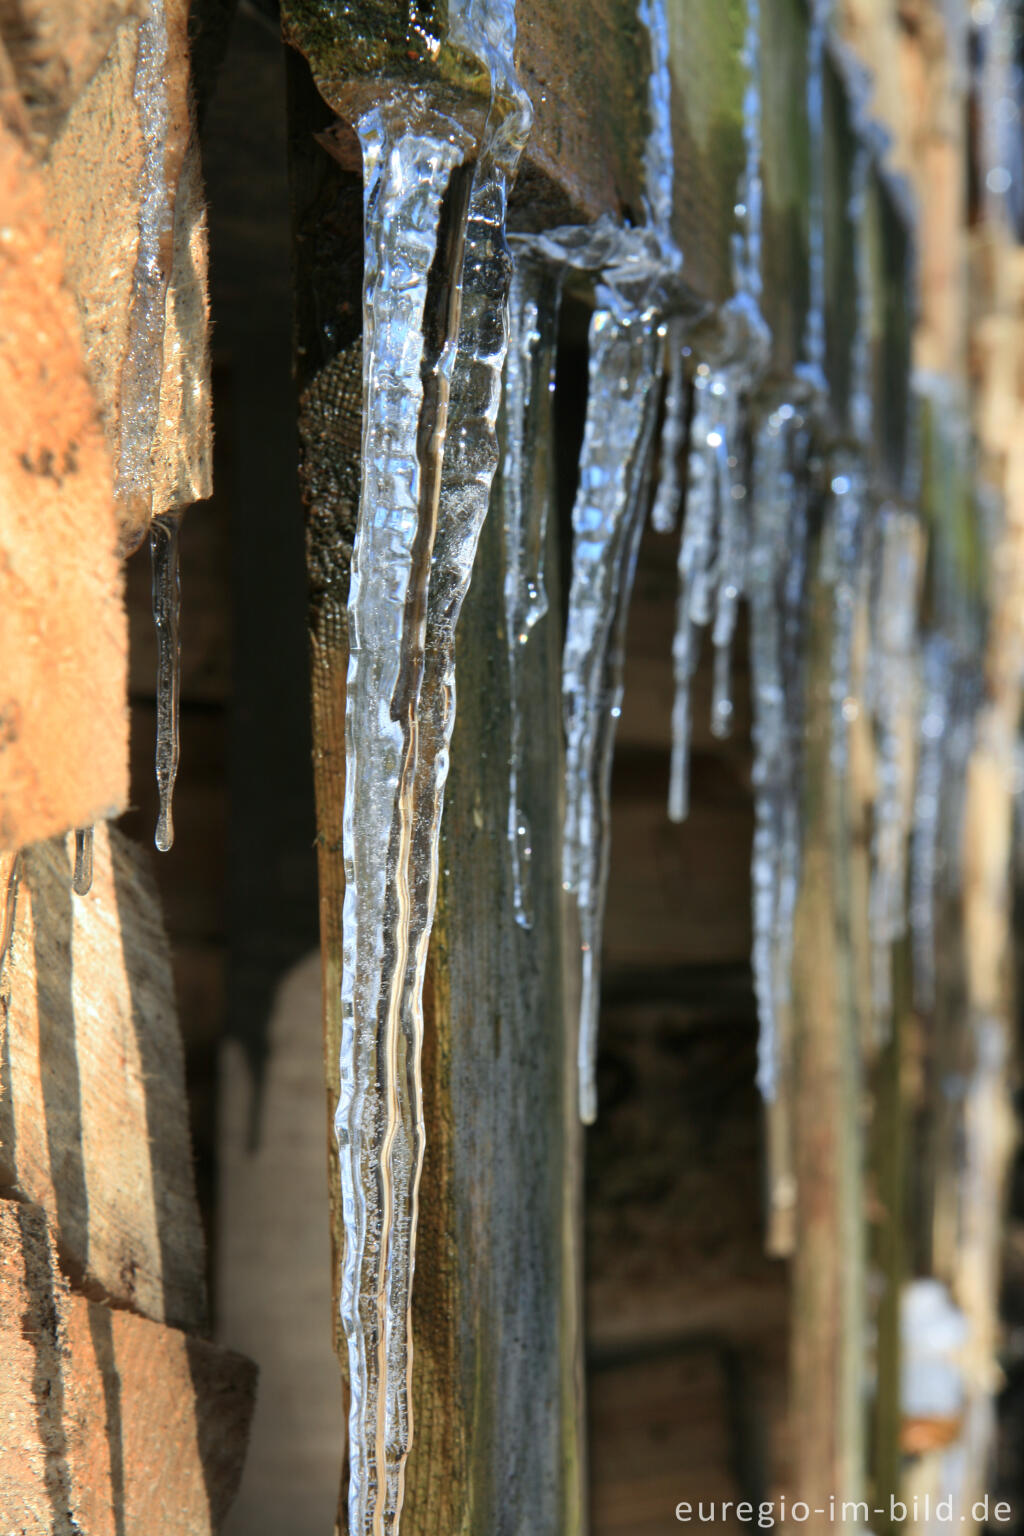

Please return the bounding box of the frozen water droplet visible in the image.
[150,509,183,854]
[73,827,94,896]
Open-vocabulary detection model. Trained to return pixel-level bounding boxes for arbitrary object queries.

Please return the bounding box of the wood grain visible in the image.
[0,823,206,1331]
[0,116,127,851]
[0,1196,255,1535]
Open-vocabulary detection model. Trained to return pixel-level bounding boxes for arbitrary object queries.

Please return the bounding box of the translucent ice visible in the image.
[563,307,661,1124]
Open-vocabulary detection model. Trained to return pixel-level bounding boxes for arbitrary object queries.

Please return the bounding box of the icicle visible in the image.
[340,111,471,1536]
[563,305,661,1125]
[650,319,689,534]
[867,508,922,1032]
[339,41,530,1531]
[72,828,94,896]
[746,404,812,1099]
[502,258,561,930]
[668,364,747,814]
[387,111,528,1528]
[151,509,183,852]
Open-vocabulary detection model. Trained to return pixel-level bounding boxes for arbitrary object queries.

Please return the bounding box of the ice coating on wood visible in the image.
[501,259,561,929]
[151,509,183,853]
[563,307,661,1125]
[72,827,94,896]
[116,0,173,523]
[339,29,529,1525]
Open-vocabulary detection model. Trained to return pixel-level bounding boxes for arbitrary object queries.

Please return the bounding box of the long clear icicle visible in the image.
[339,42,529,1529]
[563,307,661,1125]
[388,107,527,1530]
[151,508,183,852]
[502,259,561,929]
[340,110,471,1536]
[555,0,681,1124]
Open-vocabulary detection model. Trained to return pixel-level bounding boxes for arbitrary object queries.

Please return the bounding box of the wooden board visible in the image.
[0,116,127,850]
[0,1196,255,1535]
[0,823,206,1332]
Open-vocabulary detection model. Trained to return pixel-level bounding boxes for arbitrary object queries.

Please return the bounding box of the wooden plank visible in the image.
[0,823,206,1331]
[0,117,127,850]
[0,1196,255,1535]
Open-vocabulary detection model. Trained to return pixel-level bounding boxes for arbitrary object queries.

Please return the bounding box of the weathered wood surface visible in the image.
[0,1196,255,1535]
[0,116,127,850]
[0,823,206,1331]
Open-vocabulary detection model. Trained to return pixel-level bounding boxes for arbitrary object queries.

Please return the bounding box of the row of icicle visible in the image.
[335,0,995,1529]
[71,0,997,1531]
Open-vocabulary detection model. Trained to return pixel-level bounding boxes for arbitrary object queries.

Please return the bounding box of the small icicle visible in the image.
[650,319,689,534]
[72,828,94,896]
[563,304,661,1125]
[668,364,745,812]
[150,508,183,852]
[502,258,561,930]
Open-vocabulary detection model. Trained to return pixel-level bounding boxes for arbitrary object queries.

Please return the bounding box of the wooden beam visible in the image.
[0,1196,255,1535]
[0,824,207,1332]
[0,117,127,850]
